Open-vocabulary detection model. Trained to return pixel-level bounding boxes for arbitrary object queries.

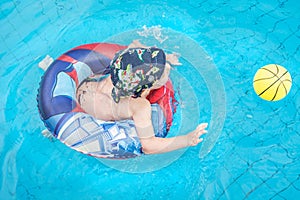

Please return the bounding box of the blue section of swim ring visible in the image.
[37,44,170,159]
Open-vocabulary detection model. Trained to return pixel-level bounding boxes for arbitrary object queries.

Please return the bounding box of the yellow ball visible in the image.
[253,64,292,101]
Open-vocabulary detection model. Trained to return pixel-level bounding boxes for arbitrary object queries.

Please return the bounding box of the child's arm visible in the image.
[139,124,207,155]
[131,98,207,154]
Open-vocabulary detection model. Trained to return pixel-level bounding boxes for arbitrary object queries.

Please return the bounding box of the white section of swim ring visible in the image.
[57,112,104,151]
[108,125,127,141]
[57,112,83,139]
[53,72,76,99]
[38,55,54,71]
[73,61,93,84]
[63,127,89,148]
[75,140,101,154]
[58,113,93,154]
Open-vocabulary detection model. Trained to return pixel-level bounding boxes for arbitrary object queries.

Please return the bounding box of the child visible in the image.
[77,41,208,154]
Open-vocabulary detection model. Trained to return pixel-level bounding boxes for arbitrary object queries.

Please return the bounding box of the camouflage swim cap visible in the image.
[110,47,166,103]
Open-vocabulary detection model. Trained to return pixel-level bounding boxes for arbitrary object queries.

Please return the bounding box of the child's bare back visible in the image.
[77,76,134,121]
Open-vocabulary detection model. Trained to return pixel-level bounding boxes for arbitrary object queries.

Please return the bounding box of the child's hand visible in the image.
[186,123,208,146]
[141,89,151,98]
[166,53,182,66]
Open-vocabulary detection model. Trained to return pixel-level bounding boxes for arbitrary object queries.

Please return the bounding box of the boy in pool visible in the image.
[77,41,208,154]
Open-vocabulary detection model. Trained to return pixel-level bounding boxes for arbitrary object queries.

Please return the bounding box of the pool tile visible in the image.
[217,167,235,192]
[292,176,300,191]
[280,128,300,156]
[266,145,294,166]
[251,159,280,181]
[202,180,221,200]
[283,34,300,56]
[236,169,263,194]
[281,161,300,184]
[219,181,246,200]
[265,171,292,195]
[269,195,287,200]
[223,152,249,176]
[235,134,261,149]
[279,101,298,124]
[280,184,300,199]
[1,28,23,48]
[245,183,277,199]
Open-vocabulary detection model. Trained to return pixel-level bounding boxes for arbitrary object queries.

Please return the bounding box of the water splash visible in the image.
[137,25,169,43]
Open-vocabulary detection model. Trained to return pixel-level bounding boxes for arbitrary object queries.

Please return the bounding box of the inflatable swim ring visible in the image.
[37,43,176,159]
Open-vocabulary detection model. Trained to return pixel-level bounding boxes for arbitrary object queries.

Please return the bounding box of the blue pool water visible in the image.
[1,0,299,199]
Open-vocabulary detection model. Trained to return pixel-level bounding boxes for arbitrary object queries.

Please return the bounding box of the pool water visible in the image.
[1,0,299,199]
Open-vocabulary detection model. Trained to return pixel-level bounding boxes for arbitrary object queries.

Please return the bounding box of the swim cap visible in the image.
[110,47,166,103]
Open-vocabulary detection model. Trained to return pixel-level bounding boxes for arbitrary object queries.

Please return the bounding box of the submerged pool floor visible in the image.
[0,0,299,199]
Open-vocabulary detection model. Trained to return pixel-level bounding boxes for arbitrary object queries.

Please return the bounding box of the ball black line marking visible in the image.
[258,70,288,97]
